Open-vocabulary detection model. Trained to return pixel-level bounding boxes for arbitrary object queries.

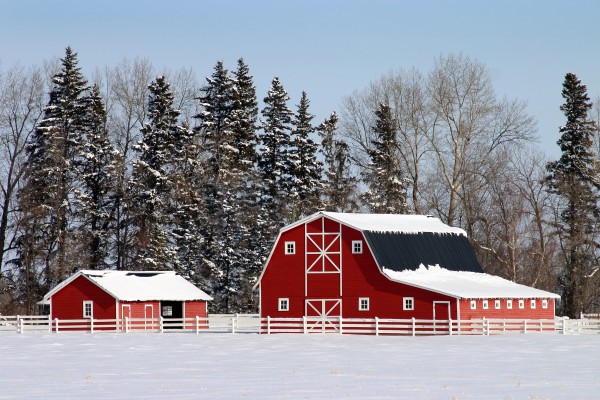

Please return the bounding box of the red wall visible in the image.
[459,298,555,320]
[51,275,116,320]
[185,301,208,319]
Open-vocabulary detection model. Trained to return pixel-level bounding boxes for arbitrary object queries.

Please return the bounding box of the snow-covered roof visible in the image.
[383,265,560,299]
[42,270,212,302]
[293,211,466,236]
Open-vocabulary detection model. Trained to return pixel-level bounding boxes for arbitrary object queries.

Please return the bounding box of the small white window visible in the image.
[83,301,93,318]
[470,300,477,310]
[403,297,414,311]
[278,298,289,311]
[352,240,363,254]
[518,299,525,309]
[482,300,488,310]
[284,241,295,255]
[495,300,501,309]
[542,299,548,309]
[530,299,536,309]
[507,299,513,309]
[359,297,369,311]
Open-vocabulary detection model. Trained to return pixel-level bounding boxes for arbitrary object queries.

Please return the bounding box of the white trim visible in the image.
[278,298,289,312]
[83,301,93,318]
[530,299,536,309]
[470,300,477,310]
[144,304,153,330]
[518,299,525,309]
[121,304,131,319]
[352,240,363,254]
[482,299,488,310]
[542,299,548,309]
[403,297,414,311]
[433,301,451,320]
[358,297,369,311]
[507,299,513,309]
[284,241,296,255]
[494,299,501,309]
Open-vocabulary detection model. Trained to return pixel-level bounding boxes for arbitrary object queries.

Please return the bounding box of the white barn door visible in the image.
[305,299,341,333]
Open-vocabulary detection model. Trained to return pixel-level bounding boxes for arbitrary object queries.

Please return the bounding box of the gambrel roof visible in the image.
[41,270,212,303]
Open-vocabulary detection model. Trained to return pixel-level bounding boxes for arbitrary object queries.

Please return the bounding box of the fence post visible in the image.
[125,317,129,333]
[339,316,343,335]
[562,318,567,335]
[160,317,164,333]
[449,319,453,336]
[412,317,416,337]
[18,317,24,334]
[524,319,527,334]
[55,318,59,333]
[267,316,271,335]
[196,316,200,334]
[48,315,52,332]
[303,316,307,334]
[16,315,20,334]
[539,320,543,332]
[231,316,236,334]
[90,318,94,334]
[375,317,379,336]
[503,319,506,333]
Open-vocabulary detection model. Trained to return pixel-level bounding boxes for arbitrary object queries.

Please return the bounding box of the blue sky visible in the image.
[2,0,599,157]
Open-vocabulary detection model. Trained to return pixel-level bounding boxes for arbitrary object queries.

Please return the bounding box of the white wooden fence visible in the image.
[1,314,599,335]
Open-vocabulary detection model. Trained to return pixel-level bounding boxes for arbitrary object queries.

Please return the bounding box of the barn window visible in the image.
[403,297,414,311]
[542,299,548,309]
[83,301,93,318]
[284,241,296,255]
[352,240,363,254]
[482,300,489,310]
[507,299,513,309]
[278,298,289,311]
[518,299,525,309]
[530,299,536,309]
[358,297,369,311]
[470,300,476,310]
[495,300,501,309]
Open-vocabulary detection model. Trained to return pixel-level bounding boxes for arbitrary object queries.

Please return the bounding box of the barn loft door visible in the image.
[305,216,342,297]
[305,299,341,333]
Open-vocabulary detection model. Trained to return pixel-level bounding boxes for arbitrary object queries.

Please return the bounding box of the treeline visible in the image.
[0,49,598,317]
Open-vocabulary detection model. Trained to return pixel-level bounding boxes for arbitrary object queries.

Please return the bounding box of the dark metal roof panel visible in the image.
[363,231,483,273]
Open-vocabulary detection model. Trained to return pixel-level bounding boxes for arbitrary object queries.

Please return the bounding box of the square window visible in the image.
[530,299,536,309]
[359,297,369,311]
[352,240,363,254]
[403,297,414,311]
[495,300,501,309]
[278,298,289,311]
[542,299,548,309]
[482,300,488,310]
[518,299,525,309]
[470,300,477,310]
[507,299,513,309]
[83,301,93,318]
[284,241,295,255]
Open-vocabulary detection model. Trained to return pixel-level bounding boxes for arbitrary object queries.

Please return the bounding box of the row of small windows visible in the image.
[278,297,414,312]
[470,299,548,310]
[284,240,363,255]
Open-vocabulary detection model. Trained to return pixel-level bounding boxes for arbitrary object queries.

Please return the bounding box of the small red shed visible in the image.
[254,211,559,327]
[40,270,212,330]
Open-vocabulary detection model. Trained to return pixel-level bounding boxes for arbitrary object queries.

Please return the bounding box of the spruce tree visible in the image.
[361,103,410,214]
[317,112,359,212]
[291,91,323,217]
[129,75,182,270]
[14,47,89,309]
[546,72,600,318]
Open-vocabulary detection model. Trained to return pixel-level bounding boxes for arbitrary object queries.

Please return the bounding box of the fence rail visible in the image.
[0,314,598,335]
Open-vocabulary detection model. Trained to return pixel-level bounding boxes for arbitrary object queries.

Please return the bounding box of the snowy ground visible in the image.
[1,333,599,399]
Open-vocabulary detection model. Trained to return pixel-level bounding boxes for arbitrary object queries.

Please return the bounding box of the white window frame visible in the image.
[358,297,369,311]
[470,300,477,310]
[83,301,93,319]
[495,299,501,310]
[518,299,525,309]
[542,299,548,309]
[284,241,295,255]
[482,300,488,310]
[530,299,536,309]
[403,297,414,311]
[278,298,289,311]
[352,240,363,254]
[507,299,513,309]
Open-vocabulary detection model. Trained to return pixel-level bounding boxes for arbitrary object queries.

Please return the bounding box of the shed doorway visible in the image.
[161,301,183,329]
[433,301,451,334]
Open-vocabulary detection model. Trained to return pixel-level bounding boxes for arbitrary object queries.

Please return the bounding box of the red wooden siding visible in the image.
[184,301,208,319]
[51,275,116,320]
[459,298,555,320]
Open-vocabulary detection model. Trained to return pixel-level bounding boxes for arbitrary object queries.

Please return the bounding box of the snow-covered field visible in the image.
[1,333,599,399]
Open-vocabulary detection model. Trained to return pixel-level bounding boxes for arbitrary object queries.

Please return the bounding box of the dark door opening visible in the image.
[161,301,183,329]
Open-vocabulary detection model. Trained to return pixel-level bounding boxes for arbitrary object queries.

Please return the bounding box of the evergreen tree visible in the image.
[361,103,410,214]
[129,75,182,270]
[291,91,323,217]
[317,112,359,212]
[13,47,89,310]
[73,84,120,270]
[546,72,600,318]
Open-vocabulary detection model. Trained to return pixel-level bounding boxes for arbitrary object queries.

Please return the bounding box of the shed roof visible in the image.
[42,270,212,302]
[383,265,560,299]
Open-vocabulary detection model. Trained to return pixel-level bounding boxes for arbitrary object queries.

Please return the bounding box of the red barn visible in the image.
[255,212,559,328]
[41,270,212,330]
